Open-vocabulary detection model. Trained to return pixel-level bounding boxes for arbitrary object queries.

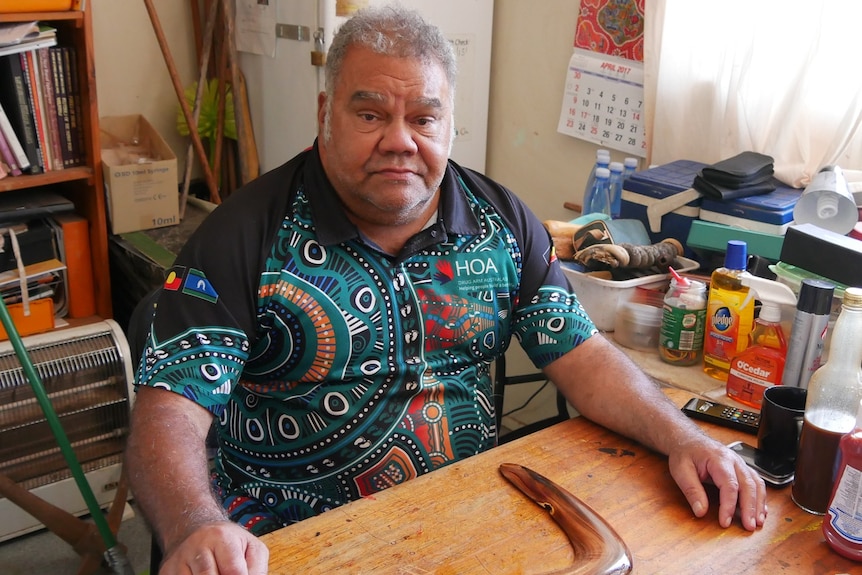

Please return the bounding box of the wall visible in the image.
[91,1,613,221]
[92,0,197,173]
[488,0,604,223]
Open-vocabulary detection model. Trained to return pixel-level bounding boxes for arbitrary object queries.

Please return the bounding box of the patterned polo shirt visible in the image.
[136,141,596,535]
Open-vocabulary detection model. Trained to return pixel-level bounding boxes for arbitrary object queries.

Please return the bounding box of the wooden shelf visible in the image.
[0,12,82,24]
[0,8,112,319]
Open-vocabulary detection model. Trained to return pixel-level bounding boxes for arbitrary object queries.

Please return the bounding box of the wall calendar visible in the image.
[557,49,647,158]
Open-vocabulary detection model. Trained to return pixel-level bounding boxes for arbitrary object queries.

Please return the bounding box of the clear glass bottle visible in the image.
[584,167,611,217]
[659,276,707,366]
[792,287,862,515]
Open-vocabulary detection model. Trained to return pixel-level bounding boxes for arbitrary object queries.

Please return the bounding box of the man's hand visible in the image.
[668,435,767,531]
[158,521,269,575]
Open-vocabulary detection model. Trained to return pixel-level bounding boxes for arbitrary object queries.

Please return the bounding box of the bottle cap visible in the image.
[595,167,610,179]
[724,240,748,270]
[609,161,624,173]
[843,286,862,309]
[759,301,782,323]
[624,157,638,168]
[797,279,834,314]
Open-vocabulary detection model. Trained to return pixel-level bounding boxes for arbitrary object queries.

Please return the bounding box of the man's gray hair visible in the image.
[323,3,457,142]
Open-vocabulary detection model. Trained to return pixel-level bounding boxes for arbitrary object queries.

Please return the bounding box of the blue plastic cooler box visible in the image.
[619,160,705,259]
[698,181,802,234]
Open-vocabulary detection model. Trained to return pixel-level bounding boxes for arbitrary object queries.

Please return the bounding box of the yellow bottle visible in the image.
[703,240,755,381]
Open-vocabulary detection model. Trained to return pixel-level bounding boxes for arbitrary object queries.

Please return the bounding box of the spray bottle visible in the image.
[726,275,797,408]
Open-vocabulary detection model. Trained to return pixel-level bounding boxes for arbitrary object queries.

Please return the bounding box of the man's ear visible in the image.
[317,91,327,135]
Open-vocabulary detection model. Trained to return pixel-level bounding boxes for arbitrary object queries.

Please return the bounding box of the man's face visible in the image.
[318,45,454,227]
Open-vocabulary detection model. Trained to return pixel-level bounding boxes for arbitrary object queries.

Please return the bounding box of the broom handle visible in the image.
[0,299,118,550]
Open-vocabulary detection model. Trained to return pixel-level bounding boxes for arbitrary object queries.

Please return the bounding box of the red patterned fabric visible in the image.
[574,0,644,62]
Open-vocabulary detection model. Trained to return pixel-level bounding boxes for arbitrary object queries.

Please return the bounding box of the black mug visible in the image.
[757,386,807,462]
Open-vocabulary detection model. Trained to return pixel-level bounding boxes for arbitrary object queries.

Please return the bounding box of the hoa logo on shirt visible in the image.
[455,256,499,276]
[445,254,508,291]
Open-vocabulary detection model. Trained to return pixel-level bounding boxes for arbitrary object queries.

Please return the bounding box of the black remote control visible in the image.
[681,397,760,435]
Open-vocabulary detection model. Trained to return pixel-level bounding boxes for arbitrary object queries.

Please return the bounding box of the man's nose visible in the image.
[379,119,419,154]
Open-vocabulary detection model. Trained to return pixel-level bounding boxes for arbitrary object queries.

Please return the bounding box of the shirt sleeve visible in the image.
[135,160,302,414]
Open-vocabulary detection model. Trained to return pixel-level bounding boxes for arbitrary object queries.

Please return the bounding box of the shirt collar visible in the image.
[305,139,481,246]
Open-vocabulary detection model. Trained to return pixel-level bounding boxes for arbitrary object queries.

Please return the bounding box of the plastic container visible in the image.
[614,302,663,351]
[560,257,700,331]
[659,276,707,366]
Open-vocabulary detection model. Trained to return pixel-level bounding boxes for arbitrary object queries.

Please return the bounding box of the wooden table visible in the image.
[262,389,855,574]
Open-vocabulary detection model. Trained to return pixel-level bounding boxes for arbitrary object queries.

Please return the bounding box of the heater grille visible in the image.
[0,320,134,492]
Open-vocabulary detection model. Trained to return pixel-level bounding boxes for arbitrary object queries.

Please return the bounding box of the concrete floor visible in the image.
[0,504,153,575]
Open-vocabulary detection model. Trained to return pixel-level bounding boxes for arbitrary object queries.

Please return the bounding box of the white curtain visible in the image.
[644,1,862,189]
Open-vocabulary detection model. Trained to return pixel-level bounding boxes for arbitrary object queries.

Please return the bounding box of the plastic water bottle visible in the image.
[584,167,611,217]
[582,149,610,208]
[608,161,624,218]
[623,157,638,180]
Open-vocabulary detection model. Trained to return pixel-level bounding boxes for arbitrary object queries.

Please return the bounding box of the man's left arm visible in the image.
[542,334,767,531]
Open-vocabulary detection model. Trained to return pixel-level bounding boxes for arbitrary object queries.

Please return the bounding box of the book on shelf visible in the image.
[0,100,29,172]
[49,46,75,169]
[0,53,43,173]
[49,212,95,318]
[0,188,74,224]
[0,22,57,59]
[20,50,51,173]
[0,21,41,47]
[0,125,22,177]
[36,47,63,171]
[61,46,84,167]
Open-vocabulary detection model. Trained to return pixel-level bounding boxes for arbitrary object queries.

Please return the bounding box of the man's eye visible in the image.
[359,113,377,121]
[416,118,435,126]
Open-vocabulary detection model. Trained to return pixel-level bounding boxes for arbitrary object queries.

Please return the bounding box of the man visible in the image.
[126,5,767,574]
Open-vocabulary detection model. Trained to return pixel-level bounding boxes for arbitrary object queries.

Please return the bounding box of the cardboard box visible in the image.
[100,115,178,235]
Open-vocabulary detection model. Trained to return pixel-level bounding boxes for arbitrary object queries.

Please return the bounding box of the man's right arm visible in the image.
[126,386,269,574]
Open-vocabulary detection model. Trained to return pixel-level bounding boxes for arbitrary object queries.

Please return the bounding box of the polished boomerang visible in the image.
[499,463,633,575]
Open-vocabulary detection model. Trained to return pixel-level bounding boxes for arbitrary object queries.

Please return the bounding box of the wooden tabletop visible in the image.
[261,388,855,574]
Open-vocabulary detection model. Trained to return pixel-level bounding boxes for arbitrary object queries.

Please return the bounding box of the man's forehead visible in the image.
[349,90,445,109]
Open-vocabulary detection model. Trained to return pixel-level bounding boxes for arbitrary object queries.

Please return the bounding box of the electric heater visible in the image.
[0,319,135,542]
